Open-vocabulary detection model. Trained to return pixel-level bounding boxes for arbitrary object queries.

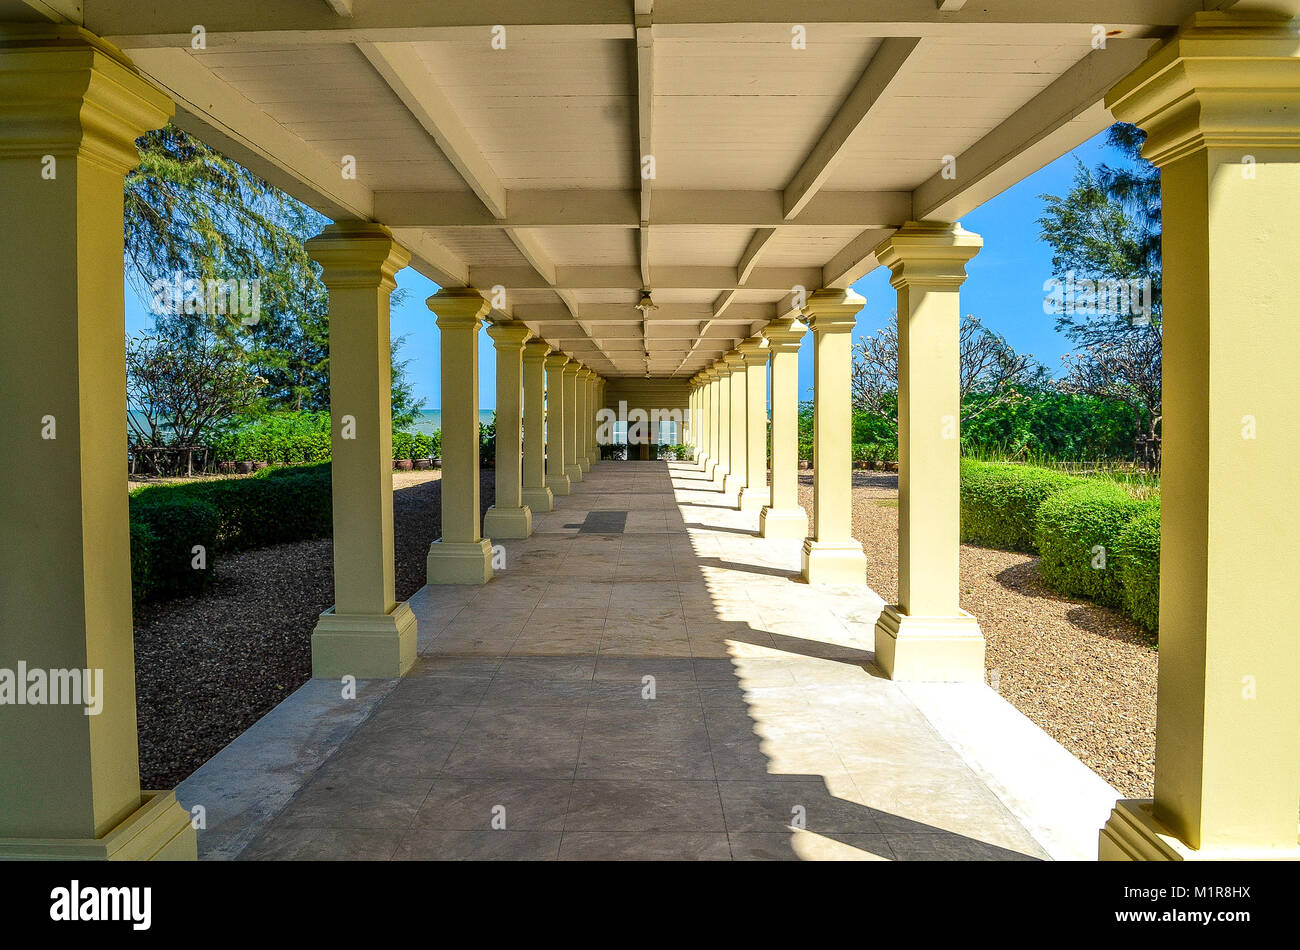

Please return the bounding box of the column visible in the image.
[800,290,867,584]
[1098,11,1300,861]
[576,368,592,472]
[759,319,809,538]
[688,382,698,459]
[426,288,493,584]
[591,375,602,463]
[721,350,747,495]
[562,360,583,483]
[544,352,570,495]
[871,221,984,681]
[483,322,532,539]
[0,28,194,859]
[712,360,732,485]
[521,340,554,512]
[308,222,418,679]
[702,370,718,476]
[737,337,771,511]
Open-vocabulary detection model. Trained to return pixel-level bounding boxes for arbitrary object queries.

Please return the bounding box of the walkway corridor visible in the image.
[200,461,1055,860]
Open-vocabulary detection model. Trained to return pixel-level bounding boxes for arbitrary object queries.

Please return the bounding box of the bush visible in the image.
[1034,482,1147,607]
[213,411,331,465]
[128,495,220,600]
[392,430,413,460]
[1116,502,1161,633]
[961,460,1076,552]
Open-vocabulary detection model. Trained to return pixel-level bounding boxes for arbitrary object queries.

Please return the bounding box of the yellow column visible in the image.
[562,360,583,483]
[872,221,984,681]
[483,322,532,539]
[426,289,493,584]
[1098,11,1300,861]
[307,222,418,679]
[688,382,699,460]
[801,290,867,584]
[544,353,570,495]
[737,337,771,511]
[576,368,593,472]
[0,26,194,860]
[521,340,554,512]
[713,360,732,484]
[703,370,719,477]
[592,375,603,463]
[760,319,809,538]
[722,350,747,494]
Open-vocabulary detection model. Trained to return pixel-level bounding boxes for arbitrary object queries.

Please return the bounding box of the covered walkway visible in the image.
[178,460,1116,861]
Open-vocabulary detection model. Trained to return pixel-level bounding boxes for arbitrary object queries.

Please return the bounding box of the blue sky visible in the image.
[126,128,1120,410]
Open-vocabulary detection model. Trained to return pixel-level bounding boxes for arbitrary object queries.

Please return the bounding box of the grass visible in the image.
[961,445,1160,500]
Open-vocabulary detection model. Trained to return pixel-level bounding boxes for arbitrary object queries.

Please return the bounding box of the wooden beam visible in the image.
[470,264,821,293]
[322,0,354,16]
[357,41,507,218]
[822,227,895,289]
[783,37,921,219]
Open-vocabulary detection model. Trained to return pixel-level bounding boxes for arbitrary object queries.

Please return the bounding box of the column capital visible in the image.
[561,359,582,377]
[544,351,571,370]
[522,339,552,362]
[722,350,745,369]
[1106,11,1300,168]
[485,320,532,348]
[761,317,809,351]
[0,25,173,173]
[874,221,982,289]
[803,288,865,332]
[427,287,489,330]
[737,336,769,361]
[306,222,410,291]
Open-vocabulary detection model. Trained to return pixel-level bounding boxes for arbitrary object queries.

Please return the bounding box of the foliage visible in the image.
[212,411,331,463]
[960,389,1146,461]
[128,495,220,601]
[480,414,497,465]
[1115,503,1161,633]
[959,460,1075,552]
[1034,482,1149,607]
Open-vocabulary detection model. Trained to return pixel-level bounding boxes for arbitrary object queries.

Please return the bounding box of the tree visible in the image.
[851,312,1046,425]
[1038,123,1162,447]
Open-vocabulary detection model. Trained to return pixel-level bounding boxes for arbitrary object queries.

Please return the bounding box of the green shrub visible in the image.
[1116,502,1161,633]
[392,430,413,460]
[1034,482,1147,607]
[961,460,1076,552]
[128,495,220,600]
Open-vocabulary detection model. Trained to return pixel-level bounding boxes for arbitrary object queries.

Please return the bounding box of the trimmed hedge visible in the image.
[1034,482,1147,608]
[1115,503,1161,632]
[960,460,1075,553]
[128,494,220,601]
[129,464,333,602]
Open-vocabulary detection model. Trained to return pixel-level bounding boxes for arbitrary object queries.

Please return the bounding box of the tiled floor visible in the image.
[232,460,1052,860]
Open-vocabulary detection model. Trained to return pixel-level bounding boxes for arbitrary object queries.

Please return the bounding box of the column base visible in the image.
[483,503,533,539]
[311,601,418,678]
[801,538,867,585]
[1100,799,1300,861]
[759,506,808,539]
[873,605,984,682]
[546,473,571,496]
[722,472,746,494]
[521,485,554,512]
[710,465,729,486]
[565,464,583,483]
[427,538,494,585]
[738,483,770,511]
[578,455,592,473]
[0,790,197,860]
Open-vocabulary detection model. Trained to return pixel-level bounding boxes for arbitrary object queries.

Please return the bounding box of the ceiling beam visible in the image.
[822,228,896,289]
[373,189,910,229]
[635,1,655,289]
[322,0,354,16]
[783,37,921,219]
[357,41,507,219]
[470,265,821,293]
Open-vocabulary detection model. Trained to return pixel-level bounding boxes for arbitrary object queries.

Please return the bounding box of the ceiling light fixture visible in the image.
[634,290,658,313]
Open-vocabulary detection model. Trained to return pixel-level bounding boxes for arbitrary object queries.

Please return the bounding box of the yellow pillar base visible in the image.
[722,472,745,495]
[311,602,418,679]
[759,507,808,539]
[547,473,571,496]
[873,605,985,682]
[428,538,494,585]
[801,539,866,585]
[1100,800,1300,861]
[483,503,533,540]
[0,790,196,861]
[737,483,769,511]
[578,456,592,474]
[521,486,554,513]
[565,463,584,484]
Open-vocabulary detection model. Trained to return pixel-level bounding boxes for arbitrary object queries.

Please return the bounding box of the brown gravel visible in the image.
[132,469,495,788]
[798,469,1158,799]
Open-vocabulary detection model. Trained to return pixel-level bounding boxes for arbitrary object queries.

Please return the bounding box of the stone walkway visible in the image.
[189,460,1089,860]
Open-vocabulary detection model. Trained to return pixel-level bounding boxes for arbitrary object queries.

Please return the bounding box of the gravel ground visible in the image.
[133,469,495,788]
[798,469,1157,800]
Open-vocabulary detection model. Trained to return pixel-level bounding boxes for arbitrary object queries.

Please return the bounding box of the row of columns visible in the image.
[2,13,1295,863]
